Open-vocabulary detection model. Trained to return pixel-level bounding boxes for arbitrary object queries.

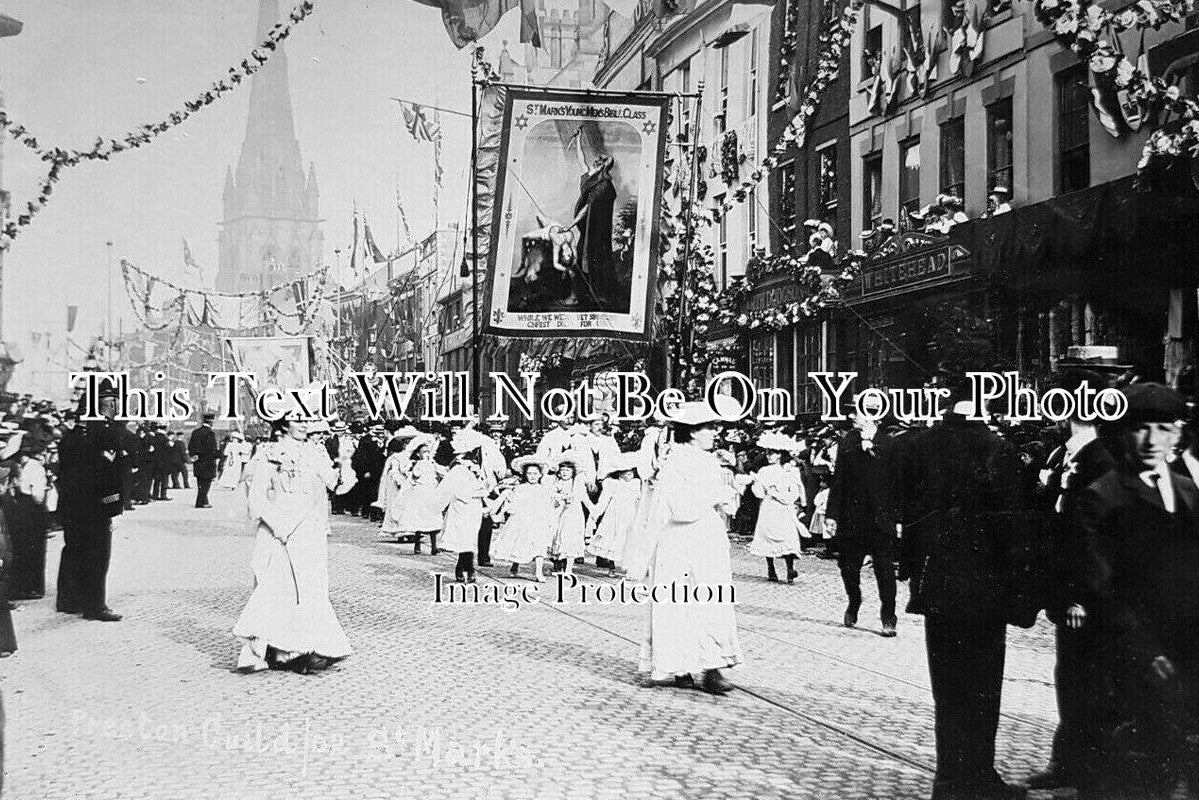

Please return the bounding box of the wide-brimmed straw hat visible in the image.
[511,454,550,474]
[757,430,801,452]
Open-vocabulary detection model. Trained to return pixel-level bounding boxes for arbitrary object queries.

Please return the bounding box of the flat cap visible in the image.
[1120,382,1187,425]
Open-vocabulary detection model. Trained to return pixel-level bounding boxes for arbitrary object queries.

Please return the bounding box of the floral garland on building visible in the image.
[711,0,864,218]
[1032,0,1198,173]
[719,249,866,332]
[0,0,317,250]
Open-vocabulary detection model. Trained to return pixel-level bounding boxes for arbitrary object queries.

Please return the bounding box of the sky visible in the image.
[0,0,531,381]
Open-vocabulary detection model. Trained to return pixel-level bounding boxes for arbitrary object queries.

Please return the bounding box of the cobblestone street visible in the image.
[2,486,1061,800]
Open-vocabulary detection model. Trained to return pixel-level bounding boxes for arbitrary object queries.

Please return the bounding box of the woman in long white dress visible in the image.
[219,432,252,490]
[489,455,557,582]
[437,428,490,583]
[638,400,742,695]
[586,453,641,576]
[392,434,445,554]
[233,416,351,675]
[749,431,807,584]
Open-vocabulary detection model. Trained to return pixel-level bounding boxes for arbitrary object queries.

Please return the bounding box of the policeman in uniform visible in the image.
[56,383,124,621]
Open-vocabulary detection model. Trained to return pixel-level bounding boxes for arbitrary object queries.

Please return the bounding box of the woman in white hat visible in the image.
[638,398,743,695]
[548,458,593,577]
[390,433,445,554]
[749,432,807,584]
[375,427,421,538]
[586,452,641,577]
[489,454,557,581]
[233,412,351,675]
[436,429,491,582]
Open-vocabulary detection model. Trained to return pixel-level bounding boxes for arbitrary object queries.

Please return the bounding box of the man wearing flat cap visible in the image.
[1075,383,1199,798]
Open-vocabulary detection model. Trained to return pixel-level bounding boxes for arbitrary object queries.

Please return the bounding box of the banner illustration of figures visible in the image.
[483,89,670,341]
[225,335,312,400]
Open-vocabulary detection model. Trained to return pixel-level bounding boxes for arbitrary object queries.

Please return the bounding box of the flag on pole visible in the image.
[349,211,361,277]
[67,305,78,333]
[400,102,436,143]
[182,238,201,281]
[413,0,541,49]
[363,218,390,264]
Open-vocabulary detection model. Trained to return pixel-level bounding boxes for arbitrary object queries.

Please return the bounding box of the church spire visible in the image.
[216,0,323,293]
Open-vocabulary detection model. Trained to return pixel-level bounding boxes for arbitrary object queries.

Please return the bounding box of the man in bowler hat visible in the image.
[188,412,218,508]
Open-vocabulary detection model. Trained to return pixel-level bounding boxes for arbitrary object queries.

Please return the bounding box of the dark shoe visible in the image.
[83,608,122,622]
[766,574,779,583]
[675,674,697,690]
[843,608,858,628]
[466,574,477,584]
[701,669,734,695]
[1025,767,1069,791]
[509,564,520,577]
[477,560,492,567]
[787,568,799,584]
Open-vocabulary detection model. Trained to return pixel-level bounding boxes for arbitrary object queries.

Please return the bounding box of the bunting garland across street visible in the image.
[121,260,332,337]
[0,0,317,251]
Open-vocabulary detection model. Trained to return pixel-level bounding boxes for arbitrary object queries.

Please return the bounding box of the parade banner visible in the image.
[224,335,312,397]
[482,88,670,341]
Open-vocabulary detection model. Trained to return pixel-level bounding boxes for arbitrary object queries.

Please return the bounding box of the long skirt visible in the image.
[233,516,351,670]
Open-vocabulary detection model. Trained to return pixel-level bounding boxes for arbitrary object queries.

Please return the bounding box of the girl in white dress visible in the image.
[489,455,557,582]
[393,434,445,554]
[548,459,592,576]
[233,416,351,675]
[749,431,807,584]
[639,399,743,695]
[437,428,490,583]
[586,453,641,576]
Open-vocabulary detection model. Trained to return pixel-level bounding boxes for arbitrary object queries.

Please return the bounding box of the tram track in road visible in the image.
[464,560,939,777]
[495,561,1057,737]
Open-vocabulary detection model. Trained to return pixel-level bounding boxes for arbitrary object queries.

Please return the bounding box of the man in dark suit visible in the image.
[188,413,218,509]
[118,420,137,510]
[1077,383,1199,799]
[56,384,124,622]
[826,394,901,635]
[149,424,171,500]
[351,425,386,519]
[1027,371,1117,792]
[899,389,1031,800]
[167,431,189,489]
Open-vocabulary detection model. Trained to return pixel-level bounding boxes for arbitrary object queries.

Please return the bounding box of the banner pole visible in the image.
[675,83,704,389]
[470,51,482,415]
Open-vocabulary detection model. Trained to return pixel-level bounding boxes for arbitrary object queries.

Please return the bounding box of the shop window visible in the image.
[986,98,1013,193]
[898,137,921,229]
[939,116,965,199]
[797,324,822,414]
[818,144,839,230]
[863,153,883,234]
[750,336,775,389]
[1057,65,1090,194]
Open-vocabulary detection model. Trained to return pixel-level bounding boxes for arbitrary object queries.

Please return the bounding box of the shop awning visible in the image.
[952,176,1199,292]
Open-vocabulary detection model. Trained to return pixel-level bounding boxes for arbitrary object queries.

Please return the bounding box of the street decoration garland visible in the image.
[121,260,331,337]
[1032,0,1199,173]
[719,249,865,332]
[711,0,864,219]
[0,0,317,250]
